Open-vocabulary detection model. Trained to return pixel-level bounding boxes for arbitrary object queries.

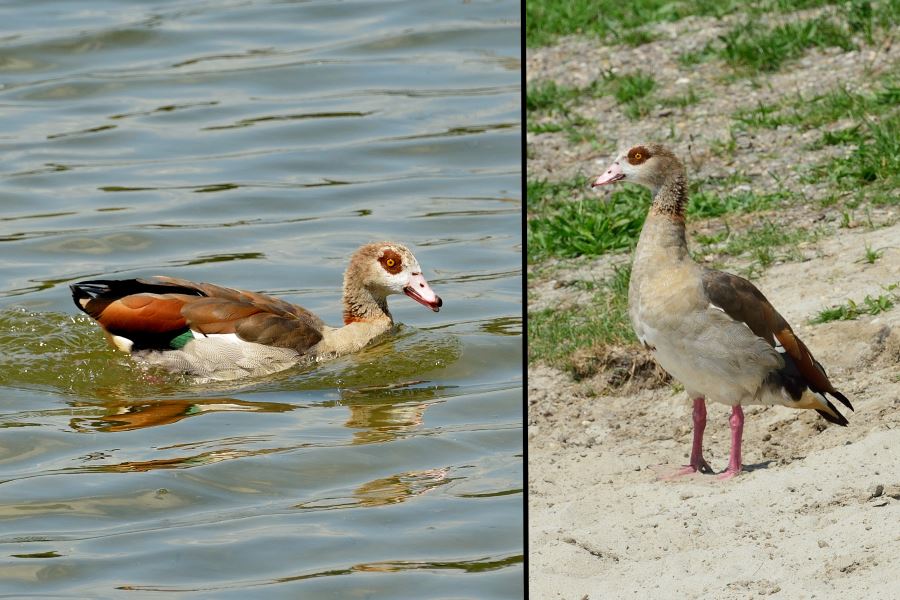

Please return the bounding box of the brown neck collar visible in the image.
[649,173,688,221]
[342,284,392,326]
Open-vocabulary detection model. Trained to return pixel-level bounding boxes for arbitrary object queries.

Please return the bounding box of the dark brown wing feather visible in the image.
[701,268,784,345]
[701,269,852,413]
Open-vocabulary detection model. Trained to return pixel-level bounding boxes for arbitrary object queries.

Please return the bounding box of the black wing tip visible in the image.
[69,278,205,303]
[70,280,117,300]
[830,390,853,412]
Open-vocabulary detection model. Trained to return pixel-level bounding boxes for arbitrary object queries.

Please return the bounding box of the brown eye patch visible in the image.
[627,146,651,165]
[378,249,403,274]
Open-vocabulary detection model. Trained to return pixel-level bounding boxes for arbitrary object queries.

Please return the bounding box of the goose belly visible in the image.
[639,320,777,406]
[133,335,303,381]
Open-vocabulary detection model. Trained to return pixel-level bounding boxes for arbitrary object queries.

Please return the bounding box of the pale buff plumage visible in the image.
[592,143,851,478]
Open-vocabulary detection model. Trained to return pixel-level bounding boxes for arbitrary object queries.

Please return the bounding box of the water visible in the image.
[0,1,522,596]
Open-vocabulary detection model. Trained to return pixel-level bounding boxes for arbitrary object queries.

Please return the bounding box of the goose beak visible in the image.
[591,161,624,187]
[404,273,442,312]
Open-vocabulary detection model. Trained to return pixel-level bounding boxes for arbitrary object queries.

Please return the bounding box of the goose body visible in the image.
[592,144,852,478]
[71,242,442,380]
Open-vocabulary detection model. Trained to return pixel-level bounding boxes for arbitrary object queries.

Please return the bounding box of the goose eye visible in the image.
[379,251,403,274]
[634,152,642,160]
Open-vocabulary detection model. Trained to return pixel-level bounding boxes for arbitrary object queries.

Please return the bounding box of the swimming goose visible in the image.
[592,144,852,478]
[71,242,442,379]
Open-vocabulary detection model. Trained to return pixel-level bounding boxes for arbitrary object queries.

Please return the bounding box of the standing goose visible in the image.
[72,242,442,380]
[592,144,852,478]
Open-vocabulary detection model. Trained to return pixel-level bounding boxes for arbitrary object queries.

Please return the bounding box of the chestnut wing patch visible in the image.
[72,278,205,339]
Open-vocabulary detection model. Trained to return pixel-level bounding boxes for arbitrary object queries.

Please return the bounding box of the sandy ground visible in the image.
[528,222,900,599]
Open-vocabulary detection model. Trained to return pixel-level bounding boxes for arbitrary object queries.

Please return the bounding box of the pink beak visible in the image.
[591,161,625,187]
[404,273,442,312]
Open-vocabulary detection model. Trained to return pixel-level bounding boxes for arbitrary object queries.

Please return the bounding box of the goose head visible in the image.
[346,242,442,313]
[591,143,684,194]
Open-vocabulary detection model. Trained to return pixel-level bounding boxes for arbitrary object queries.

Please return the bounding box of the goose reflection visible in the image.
[340,379,445,446]
[294,467,453,511]
[69,397,294,433]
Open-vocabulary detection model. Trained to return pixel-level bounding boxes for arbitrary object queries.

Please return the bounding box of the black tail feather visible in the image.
[830,390,853,412]
[70,280,117,303]
[70,278,204,304]
[816,398,849,427]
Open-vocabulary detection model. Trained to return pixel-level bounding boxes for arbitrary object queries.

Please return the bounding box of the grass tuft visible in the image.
[611,71,656,104]
[606,71,656,120]
[526,79,603,142]
[694,219,820,276]
[861,243,884,264]
[525,80,583,113]
[528,181,651,262]
[526,0,848,48]
[528,265,635,366]
[688,190,785,219]
[733,80,898,134]
[659,87,701,109]
[827,113,900,189]
[716,17,855,72]
[526,71,658,133]
[811,284,899,323]
[618,29,658,47]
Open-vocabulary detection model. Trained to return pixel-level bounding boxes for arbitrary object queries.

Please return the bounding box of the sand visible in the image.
[528,222,900,599]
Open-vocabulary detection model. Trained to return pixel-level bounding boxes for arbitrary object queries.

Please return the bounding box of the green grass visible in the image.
[528,113,598,143]
[729,77,899,203]
[687,190,785,219]
[528,265,635,365]
[733,80,899,133]
[527,71,657,128]
[618,29,658,47]
[733,102,783,129]
[694,220,821,276]
[528,180,652,262]
[606,71,657,120]
[826,112,900,191]
[715,16,855,72]
[811,284,899,323]
[525,79,604,142]
[695,2,898,74]
[610,72,655,104]
[861,243,884,264]
[528,176,797,262]
[525,80,587,113]
[525,0,843,48]
[659,88,701,109]
[525,0,711,48]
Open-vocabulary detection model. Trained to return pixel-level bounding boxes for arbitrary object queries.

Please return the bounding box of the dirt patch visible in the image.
[569,343,670,391]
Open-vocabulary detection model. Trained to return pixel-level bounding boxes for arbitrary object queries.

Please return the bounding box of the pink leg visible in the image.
[718,405,744,479]
[666,397,713,477]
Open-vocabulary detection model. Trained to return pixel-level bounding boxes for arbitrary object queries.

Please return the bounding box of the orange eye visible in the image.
[634,152,642,160]
[386,258,395,267]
